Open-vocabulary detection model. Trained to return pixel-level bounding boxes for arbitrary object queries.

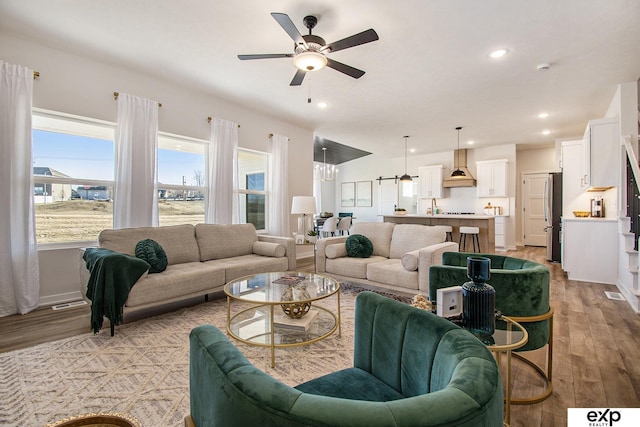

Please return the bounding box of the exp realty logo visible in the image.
[568,408,640,427]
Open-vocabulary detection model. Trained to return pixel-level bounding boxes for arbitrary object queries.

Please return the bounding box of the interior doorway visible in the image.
[522,173,548,246]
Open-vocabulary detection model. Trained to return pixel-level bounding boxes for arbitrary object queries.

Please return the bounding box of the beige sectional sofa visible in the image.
[315,222,458,295]
[79,223,295,320]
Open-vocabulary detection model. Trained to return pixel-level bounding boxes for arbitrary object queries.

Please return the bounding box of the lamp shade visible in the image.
[399,173,412,183]
[291,196,317,215]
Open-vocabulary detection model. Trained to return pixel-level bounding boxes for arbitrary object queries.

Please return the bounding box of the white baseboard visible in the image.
[39,291,84,307]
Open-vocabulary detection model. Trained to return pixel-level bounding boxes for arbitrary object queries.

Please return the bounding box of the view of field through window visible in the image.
[32,112,268,244]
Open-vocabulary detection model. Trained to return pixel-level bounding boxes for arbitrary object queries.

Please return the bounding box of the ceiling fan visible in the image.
[238,13,379,86]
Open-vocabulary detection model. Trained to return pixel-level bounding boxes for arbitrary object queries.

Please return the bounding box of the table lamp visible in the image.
[291,196,317,240]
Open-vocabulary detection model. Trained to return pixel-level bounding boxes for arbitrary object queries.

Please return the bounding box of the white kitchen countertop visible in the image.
[385,214,496,220]
[561,217,617,222]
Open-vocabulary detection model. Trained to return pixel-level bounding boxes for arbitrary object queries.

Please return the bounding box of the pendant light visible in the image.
[399,136,412,183]
[314,147,335,181]
[451,126,466,177]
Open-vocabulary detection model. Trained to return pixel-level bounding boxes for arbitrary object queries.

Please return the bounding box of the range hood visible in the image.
[443,149,476,188]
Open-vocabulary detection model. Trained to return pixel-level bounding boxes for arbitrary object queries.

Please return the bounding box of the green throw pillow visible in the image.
[345,234,373,258]
[135,239,168,273]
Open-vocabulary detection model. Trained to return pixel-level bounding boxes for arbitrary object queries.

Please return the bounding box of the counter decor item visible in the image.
[462,256,496,339]
[572,210,590,218]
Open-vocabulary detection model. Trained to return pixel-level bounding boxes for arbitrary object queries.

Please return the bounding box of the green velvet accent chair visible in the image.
[429,252,553,404]
[186,291,504,427]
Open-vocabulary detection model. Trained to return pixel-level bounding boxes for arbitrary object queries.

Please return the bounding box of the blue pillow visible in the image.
[345,234,373,258]
[135,239,168,273]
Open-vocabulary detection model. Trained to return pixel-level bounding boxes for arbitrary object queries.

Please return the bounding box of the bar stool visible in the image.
[459,226,481,252]
[441,225,454,242]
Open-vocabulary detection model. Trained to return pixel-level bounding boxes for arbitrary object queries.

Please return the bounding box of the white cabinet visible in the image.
[418,165,444,199]
[476,159,508,197]
[561,140,588,214]
[562,218,617,284]
[584,117,618,189]
[495,216,506,251]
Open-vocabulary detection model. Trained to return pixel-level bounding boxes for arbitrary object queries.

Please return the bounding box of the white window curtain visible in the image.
[113,93,159,229]
[268,134,290,236]
[313,172,322,214]
[0,60,40,316]
[206,118,239,224]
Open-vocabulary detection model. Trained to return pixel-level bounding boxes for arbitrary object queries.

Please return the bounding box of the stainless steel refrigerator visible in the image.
[544,172,563,262]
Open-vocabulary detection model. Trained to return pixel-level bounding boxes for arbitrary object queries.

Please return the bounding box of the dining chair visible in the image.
[319,216,338,238]
[336,216,352,236]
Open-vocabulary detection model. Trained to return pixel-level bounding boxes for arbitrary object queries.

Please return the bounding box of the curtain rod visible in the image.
[207,116,240,128]
[268,133,290,141]
[113,92,162,107]
[33,71,40,79]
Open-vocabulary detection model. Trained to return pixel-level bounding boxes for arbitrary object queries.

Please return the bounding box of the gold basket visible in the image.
[572,211,590,218]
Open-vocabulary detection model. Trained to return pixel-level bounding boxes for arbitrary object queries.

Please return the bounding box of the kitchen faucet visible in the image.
[431,198,437,214]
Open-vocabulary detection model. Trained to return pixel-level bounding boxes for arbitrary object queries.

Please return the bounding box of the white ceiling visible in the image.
[1,0,639,158]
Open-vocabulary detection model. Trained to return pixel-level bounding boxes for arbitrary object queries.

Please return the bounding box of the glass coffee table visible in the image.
[224,271,341,367]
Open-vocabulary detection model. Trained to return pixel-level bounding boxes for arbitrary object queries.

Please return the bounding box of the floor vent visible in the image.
[604,291,625,301]
[51,300,88,311]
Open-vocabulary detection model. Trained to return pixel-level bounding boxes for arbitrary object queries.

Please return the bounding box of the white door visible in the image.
[523,173,548,246]
[378,179,398,215]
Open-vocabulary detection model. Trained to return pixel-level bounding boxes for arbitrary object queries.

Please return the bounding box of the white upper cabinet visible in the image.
[476,159,508,197]
[561,140,587,214]
[418,165,444,199]
[583,117,618,189]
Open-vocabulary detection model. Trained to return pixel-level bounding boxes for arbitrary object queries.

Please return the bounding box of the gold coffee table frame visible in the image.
[224,271,341,368]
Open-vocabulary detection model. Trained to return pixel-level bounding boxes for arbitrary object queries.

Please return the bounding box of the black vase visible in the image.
[462,256,496,336]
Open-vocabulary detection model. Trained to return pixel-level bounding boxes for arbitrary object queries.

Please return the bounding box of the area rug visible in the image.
[0,286,403,427]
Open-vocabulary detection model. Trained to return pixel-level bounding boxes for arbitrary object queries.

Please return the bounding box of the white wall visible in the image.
[1,33,314,305]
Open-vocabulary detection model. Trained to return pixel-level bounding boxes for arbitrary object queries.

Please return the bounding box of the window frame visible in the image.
[237,148,269,232]
[32,109,117,247]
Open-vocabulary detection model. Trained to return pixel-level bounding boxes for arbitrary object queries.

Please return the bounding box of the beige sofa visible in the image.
[315,222,458,295]
[79,223,295,321]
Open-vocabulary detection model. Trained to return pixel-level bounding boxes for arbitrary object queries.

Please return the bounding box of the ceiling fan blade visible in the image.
[271,12,307,49]
[238,53,293,60]
[290,69,306,86]
[323,28,379,53]
[326,58,365,79]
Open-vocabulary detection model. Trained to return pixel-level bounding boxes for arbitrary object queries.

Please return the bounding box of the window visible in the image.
[157,133,206,226]
[32,110,209,243]
[32,110,115,244]
[238,149,268,231]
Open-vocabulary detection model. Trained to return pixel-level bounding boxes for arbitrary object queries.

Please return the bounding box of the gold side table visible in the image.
[482,316,528,426]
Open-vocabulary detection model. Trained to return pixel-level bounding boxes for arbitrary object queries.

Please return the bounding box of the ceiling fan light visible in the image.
[293,51,327,71]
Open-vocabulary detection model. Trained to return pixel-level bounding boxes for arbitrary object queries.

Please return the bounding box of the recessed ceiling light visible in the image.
[542,130,551,135]
[409,148,416,153]
[467,140,475,145]
[489,49,509,59]
[317,102,328,109]
[538,112,549,119]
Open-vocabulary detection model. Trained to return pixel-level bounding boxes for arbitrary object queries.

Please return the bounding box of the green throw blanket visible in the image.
[83,248,150,334]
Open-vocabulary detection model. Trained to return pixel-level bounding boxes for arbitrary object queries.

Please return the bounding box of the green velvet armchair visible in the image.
[429,252,553,404]
[186,291,504,427]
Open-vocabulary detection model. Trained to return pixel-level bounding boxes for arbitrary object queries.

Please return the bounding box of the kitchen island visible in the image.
[383,214,496,253]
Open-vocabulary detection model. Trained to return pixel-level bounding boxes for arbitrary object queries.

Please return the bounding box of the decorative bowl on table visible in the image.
[572,211,590,218]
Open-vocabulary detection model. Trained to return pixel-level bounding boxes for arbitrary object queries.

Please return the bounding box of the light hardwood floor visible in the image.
[1,246,639,426]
